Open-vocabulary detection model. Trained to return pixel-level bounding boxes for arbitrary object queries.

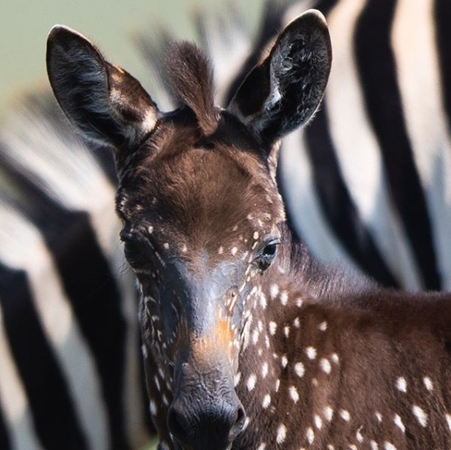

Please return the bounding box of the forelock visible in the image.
[166,42,219,136]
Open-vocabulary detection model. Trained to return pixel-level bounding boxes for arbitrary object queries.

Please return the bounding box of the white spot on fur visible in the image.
[234,372,241,387]
[257,444,266,450]
[293,317,300,328]
[218,246,224,254]
[376,412,383,422]
[280,291,288,305]
[396,377,407,393]
[394,414,405,433]
[247,374,256,391]
[370,441,379,450]
[231,247,238,255]
[281,355,288,368]
[148,225,154,234]
[262,394,271,409]
[319,321,328,331]
[314,415,322,429]
[306,427,315,444]
[306,347,317,359]
[276,424,286,444]
[423,377,433,391]
[295,297,303,307]
[270,284,279,299]
[253,231,259,240]
[294,362,305,378]
[269,322,277,335]
[261,362,268,379]
[149,400,157,415]
[252,328,259,345]
[284,326,290,338]
[154,376,160,391]
[384,442,397,450]
[324,406,334,422]
[356,427,364,442]
[446,414,451,431]
[320,358,331,374]
[412,405,427,427]
[340,409,350,421]
[289,386,299,403]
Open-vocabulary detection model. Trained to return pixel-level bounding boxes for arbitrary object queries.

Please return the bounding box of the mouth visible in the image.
[166,366,245,450]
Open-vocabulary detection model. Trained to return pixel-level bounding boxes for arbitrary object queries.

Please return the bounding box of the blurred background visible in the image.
[0,0,264,120]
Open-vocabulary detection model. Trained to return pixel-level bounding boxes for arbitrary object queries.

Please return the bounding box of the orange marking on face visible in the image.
[191,317,235,363]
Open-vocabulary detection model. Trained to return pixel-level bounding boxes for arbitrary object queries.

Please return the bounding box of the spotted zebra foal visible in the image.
[46,10,451,450]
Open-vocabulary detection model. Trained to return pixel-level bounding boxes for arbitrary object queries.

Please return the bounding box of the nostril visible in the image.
[168,406,190,443]
[229,405,246,440]
[168,399,246,446]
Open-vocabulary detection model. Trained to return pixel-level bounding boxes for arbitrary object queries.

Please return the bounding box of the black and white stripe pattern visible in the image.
[1,0,451,448]
[284,0,451,291]
[0,96,152,449]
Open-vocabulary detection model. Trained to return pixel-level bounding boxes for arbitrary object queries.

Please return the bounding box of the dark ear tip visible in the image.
[303,9,328,26]
[47,25,95,51]
[48,25,77,43]
[289,9,329,33]
[47,26,77,73]
[46,25,104,72]
[291,9,332,58]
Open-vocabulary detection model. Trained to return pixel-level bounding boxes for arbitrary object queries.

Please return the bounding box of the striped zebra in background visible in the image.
[0,0,450,448]
[277,0,451,292]
[0,94,153,449]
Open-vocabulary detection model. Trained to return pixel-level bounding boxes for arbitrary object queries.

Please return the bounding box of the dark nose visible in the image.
[168,397,246,448]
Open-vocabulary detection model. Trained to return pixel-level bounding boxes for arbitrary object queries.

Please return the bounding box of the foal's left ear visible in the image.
[228,10,332,144]
[47,25,159,150]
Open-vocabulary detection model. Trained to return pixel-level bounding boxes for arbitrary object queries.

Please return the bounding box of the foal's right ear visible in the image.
[47,26,159,150]
[228,10,332,145]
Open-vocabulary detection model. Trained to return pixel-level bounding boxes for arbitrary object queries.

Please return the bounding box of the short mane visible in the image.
[166,42,219,135]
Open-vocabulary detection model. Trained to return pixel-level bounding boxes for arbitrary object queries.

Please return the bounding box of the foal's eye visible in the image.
[262,243,278,258]
[120,231,147,265]
[256,240,279,271]
[124,240,143,260]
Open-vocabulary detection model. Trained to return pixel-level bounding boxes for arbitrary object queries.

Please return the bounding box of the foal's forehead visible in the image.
[117,112,284,245]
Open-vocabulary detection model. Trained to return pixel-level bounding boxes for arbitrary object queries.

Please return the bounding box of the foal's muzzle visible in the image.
[167,365,246,450]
